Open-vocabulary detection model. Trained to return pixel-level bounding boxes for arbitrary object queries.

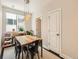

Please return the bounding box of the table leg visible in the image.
[21,46,23,59]
[41,40,43,57]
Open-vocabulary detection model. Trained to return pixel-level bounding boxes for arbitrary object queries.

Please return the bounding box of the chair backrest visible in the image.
[29,40,40,52]
[15,40,20,46]
[15,40,21,53]
[34,40,40,49]
[4,32,11,37]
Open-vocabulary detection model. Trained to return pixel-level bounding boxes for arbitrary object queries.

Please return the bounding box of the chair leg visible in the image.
[15,49,17,59]
[26,51,30,59]
[30,53,34,59]
[1,48,4,59]
[37,52,40,59]
[17,53,20,59]
[15,52,17,59]
[31,54,34,59]
[26,52,28,59]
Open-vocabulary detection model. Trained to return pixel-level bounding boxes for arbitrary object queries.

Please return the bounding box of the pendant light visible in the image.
[24,0,32,22]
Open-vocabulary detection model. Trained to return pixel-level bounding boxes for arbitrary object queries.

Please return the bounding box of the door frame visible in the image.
[47,8,62,56]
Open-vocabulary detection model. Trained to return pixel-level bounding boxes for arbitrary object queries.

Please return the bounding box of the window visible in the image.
[14,20,17,25]
[7,19,13,25]
[17,15,25,31]
[7,19,17,25]
[18,15,24,23]
[6,12,25,32]
[6,12,17,31]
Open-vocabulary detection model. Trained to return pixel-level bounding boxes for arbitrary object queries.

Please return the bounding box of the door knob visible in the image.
[56,34,60,36]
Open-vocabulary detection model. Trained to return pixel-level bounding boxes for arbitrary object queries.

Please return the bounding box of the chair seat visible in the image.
[2,44,13,48]
[4,40,12,44]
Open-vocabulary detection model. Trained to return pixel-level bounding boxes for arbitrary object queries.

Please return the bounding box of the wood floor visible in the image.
[2,47,60,59]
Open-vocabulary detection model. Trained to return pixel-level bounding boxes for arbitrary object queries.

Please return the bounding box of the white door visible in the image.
[48,9,61,54]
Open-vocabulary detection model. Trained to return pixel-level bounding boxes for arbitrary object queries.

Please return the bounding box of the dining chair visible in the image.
[15,39,29,59]
[15,40,21,59]
[23,45,30,59]
[29,40,40,59]
[24,40,40,59]
[1,33,13,59]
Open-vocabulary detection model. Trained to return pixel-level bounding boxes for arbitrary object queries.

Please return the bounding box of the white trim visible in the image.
[43,45,49,49]
[61,54,73,59]
[59,8,62,56]
[48,8,62,14]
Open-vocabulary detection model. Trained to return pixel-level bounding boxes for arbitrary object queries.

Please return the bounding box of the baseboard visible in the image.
[61,54,73,59]
[43,47,64,59]
[43,45,49,49]
[42,47,73,59]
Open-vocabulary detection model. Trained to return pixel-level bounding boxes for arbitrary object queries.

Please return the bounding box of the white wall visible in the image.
[29,0,43,35]
[29,0,78,59]
[0,0,2,37]
[0,0,2,54]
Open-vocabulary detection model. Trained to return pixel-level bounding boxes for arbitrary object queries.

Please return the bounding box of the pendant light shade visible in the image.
[24,13,32,22]
[24,0,32,22]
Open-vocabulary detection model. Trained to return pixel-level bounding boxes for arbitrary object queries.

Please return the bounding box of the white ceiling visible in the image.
[2,0,25,5]
[1,0,52,11]
[1,0,25,11]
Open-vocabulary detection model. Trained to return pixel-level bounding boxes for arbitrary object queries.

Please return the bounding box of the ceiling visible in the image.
[1,0,25,11]
[2,0,25,5]
[1,0,52,11]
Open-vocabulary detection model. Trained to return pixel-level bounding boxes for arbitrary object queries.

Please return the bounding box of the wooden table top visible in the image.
[15,35,42,46]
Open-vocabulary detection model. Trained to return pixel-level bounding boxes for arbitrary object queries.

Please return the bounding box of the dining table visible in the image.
[15,35,43,59]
